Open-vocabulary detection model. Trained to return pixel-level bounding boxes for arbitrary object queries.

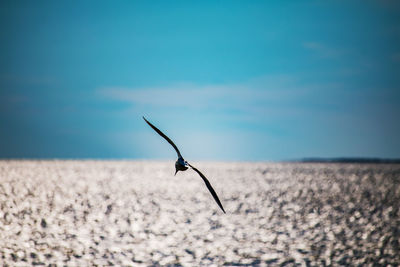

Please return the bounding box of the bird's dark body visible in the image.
[143,116,226,213]
[175,158,189,172]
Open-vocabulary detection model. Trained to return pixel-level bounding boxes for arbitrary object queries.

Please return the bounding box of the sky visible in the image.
[1,1,399,161]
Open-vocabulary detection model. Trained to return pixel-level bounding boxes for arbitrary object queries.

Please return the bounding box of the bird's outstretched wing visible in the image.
[143,116,182,158]
[188,163,225,213]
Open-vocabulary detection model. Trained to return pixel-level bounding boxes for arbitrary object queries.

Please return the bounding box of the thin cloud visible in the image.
[303,41,342,58]
[99,74,355,121]
[98,77,323,127]
[392,53,400,62]
[99,75,310,110]
[0,73,57,86]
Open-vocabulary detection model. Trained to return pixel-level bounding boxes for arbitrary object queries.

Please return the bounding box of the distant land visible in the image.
[297,158,400,164]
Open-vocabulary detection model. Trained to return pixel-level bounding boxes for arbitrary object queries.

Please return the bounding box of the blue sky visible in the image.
[1,1,399,161]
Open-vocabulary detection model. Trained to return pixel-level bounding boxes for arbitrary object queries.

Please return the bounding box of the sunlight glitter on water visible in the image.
[0,160,399,266]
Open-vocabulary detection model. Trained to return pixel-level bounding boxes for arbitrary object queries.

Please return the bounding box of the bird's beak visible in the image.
[174,169,178,176]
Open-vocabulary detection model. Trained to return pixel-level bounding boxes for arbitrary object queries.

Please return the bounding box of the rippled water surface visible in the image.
[0,160,399,266]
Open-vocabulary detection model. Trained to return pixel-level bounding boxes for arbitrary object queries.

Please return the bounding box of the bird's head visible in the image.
[174,158,188,175]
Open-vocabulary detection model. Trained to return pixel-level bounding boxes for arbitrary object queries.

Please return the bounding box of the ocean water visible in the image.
[0,160,399,266]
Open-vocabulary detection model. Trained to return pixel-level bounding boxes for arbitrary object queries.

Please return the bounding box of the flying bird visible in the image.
[143,116,225,213]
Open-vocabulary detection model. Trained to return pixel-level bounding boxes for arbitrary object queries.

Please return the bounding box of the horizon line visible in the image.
[1,157,400,164]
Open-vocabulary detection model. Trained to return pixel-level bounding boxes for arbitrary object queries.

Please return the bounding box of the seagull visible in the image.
[143,116,225,213]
